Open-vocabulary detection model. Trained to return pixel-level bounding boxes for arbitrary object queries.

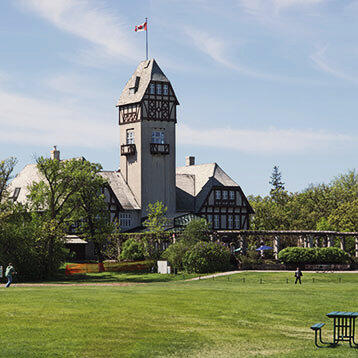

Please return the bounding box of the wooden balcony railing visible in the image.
[150,143,170,155]
[121,144,136,156]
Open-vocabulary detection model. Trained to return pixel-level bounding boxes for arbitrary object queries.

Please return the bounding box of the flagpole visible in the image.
[145,17,148,60]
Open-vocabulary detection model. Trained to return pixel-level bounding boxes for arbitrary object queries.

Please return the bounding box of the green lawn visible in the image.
[1,272,357,357]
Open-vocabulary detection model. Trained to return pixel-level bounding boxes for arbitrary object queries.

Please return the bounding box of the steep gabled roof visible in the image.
[99,171,140,210]
[176,163,240,211]
[7,164,42,204]
[116,59,178,107]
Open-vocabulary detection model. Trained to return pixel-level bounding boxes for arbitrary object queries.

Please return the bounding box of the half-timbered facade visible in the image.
[176,160,254,230]
[8,59,253,233]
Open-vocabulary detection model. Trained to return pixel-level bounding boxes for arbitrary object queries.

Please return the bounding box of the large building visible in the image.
[8,59,254,232]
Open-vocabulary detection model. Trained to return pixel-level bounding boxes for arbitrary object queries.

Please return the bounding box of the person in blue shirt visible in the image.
[5,263,16,288]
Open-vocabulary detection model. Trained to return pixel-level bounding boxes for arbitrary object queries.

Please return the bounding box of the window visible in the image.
[228,215,233,229]
[214,215,220,229]
[215,190,221,200]
[12,188,21,201]
[150,83,155,94]
[163,84,168,95]
[126,129,135,144]
[234,215,240,229]
[119,213,131,228]
[129,88,135,95]
[229,191,235,200]
[156,84,162,95]
[223,191,228,200]
[152,131,165,144]
[207,215,213,224]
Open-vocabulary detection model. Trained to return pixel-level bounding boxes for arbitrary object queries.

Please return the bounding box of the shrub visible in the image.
[120,238,145,261]
[278,247,350,265]
[182,241,231,273]
[180,218,211,245]
[162,242,189,270]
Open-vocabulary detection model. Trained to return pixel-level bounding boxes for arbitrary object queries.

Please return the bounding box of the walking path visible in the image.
[5,270,358,286]
[186,270,358,281]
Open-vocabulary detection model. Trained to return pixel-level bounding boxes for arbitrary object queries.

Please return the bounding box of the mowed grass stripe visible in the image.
[0,272,357,357]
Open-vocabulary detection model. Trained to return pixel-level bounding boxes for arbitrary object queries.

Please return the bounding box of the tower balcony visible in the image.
[150,143,170,155]
[121,144,136,156]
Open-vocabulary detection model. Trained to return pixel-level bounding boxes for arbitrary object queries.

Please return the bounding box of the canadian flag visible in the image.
[135,22,147,32]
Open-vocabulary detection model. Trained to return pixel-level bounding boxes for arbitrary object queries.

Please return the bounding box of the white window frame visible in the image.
[163,84,168,95]
[215,190,221,200]
[214,214,220,229]
[150,83,155,94]
[151,131,165,144]
[234,215,240,229]
[223,191,228,200]
[126,129,135,144]
[119,213,131,228]
[228,215,233,229]
[229,191,235,200]
[156,83,162,95]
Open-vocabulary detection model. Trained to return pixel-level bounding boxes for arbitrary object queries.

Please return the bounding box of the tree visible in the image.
[0,157,17,203]
[269,165,286,203]
[180,218,211,245]
[28,156,112,272]
[143,201,169,234]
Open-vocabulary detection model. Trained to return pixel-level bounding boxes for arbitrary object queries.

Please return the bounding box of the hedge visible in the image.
[278,247,350,265]
[182,241,231,273]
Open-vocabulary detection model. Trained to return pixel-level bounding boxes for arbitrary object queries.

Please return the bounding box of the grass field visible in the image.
[1,272,357,357]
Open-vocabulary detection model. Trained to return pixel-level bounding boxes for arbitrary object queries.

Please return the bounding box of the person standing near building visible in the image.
[5,263,16,288]
[294,267,302,284]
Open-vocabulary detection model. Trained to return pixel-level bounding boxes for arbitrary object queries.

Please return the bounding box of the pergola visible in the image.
[215,230,358,258]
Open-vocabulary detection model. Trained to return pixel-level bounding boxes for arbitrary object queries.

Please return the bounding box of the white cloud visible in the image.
[185,28,323,85]
[310,46,358,84]
[185,28,278,80]
[0,88,117,149]
[17,0,140,63]
[177,124,351,154]
[239,0,324,14]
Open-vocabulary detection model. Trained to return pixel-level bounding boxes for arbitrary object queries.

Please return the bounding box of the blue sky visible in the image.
[1,0,357,196]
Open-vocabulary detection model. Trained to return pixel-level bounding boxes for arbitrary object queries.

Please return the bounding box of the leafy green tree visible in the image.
[28,157,112,271]
[143,201,169,234]
[0,157,17,203]
[180,218,211,245]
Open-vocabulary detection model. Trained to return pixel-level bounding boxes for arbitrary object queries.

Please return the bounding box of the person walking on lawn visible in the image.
[5,263,16,288]
[294,267,303,284]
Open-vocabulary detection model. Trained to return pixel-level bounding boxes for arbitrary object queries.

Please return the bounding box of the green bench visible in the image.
[310,323,335,348]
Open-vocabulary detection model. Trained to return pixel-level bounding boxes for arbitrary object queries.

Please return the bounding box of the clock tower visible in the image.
[116,59,179,217]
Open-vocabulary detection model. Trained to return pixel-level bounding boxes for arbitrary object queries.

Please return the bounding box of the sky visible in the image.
[1,0,358,196]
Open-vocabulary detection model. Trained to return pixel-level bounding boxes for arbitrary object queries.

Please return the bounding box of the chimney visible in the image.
[185,156,195,166]
[51,146,60,161]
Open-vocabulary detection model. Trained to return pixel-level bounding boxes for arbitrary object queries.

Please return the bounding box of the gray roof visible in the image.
[116,59,175,107]
[176,163,240,212]
[99,171,140,210]
[7,164,42,204]
[7,164,140,211]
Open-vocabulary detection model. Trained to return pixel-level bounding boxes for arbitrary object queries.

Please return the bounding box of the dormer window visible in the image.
[12,187,21,201]
[129,88,135,95]
[163,84,168,95]
[150,83,155,94]
[156,84,162,95]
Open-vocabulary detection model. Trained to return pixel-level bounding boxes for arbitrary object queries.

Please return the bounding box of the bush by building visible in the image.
[182,241,231,273]
[119,237,145,261]
[278,247,350,265]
